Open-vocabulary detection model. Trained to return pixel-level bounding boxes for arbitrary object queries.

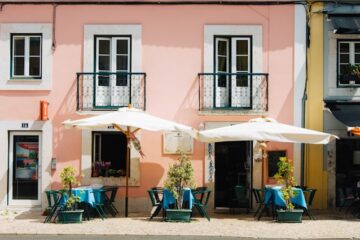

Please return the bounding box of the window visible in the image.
[11,34,42,78]
[214,36,252,108]
[95,36,131,86]
[267,150,287,178]
[338,40,360,86]
[92,132,127,177]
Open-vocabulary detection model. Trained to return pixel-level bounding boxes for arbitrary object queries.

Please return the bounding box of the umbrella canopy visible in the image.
[63,106,195,217]
[198,121,336,144]
[63,107,194,135]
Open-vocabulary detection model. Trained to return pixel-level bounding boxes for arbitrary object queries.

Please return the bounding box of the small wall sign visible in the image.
[21,123,29,128]
[163,131,193,154]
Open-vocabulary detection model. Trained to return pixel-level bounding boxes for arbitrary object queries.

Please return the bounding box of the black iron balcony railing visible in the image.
[76,72,146,111]
[198,72,268,111]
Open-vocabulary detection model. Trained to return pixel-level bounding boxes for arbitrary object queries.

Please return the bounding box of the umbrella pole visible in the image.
[125,131,130,218]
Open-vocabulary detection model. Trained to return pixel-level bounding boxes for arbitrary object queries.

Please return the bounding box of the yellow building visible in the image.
[307,1,360,209]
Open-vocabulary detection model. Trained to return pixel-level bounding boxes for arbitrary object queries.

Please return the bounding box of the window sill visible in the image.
[199,109,268,116]
[8,79,42,82]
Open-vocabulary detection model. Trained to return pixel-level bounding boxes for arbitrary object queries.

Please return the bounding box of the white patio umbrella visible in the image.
[63,106,195,217]
[197,117,337,187]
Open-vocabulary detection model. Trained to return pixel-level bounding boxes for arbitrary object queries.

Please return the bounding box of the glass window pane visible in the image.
[236,75,249,87]
[117,40,128,54]
[98,40,110,55]
[116,56,128,71]
[218,56,227,72]
[217,75,227,88]
[237,40,248,55]
[217,41,227,56]
[116,74,128,86]
[14,57,25,76]
[14,37,25,56]
[339,42,350,53]
[237,56,249,71]
[355,54,360,64]
[340,65,349,75]
[340,54,350,63]
[29,57,40,76]
[98,56,110,71]
[355,43,360,53]
[98,76,110,86]
[30,37,41,56]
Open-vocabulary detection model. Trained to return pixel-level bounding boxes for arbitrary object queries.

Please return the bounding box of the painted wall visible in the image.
[306,2,327,209]
[0,4,295,210]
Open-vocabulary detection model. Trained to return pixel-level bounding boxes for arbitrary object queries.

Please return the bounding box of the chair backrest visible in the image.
[202,190,211,206]
[45,190,52,207]
[307,188,317,206]
[252,188,264,204]
[92,189,106,204]
[151,187,163,203]
[193,188,211,206]
[192,187,207,203]
[103,186,118,203]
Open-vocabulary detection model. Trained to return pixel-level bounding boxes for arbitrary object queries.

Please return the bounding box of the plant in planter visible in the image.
[273,157,303,223]
[340,64,360,84]
[58,166,84,223]
[164,152,196,222]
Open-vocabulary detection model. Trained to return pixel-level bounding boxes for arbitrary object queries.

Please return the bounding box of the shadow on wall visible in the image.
[140,162,164,189]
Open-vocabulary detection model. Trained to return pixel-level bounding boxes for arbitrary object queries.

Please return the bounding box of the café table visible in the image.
[258,186,307,220]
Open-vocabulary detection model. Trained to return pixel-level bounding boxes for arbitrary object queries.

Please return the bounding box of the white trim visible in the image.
[204,25,262,74]
[294,5,307,184]
[81,127,140,187]
[0,120,52,210]
[84,24,141,73]
[0,23,52,90]
[8,132,42,206]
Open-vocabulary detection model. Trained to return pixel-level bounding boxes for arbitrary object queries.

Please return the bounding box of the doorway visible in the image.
[8,132,41,206]
[214,141,252,208]
[335,138,360,206]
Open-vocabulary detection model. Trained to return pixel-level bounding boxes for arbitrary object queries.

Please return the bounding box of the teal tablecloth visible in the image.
[163,188,194,210]
[61,187,96,206]
[264,186,307,209]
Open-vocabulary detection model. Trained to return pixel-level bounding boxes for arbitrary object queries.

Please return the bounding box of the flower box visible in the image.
[276,209,303,223]
[165,209,192,222]
[58,210,84,224]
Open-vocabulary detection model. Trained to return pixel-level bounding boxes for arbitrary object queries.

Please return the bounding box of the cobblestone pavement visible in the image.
[0,210,358,239]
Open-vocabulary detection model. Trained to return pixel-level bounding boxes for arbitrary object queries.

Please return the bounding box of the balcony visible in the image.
[198,73,268,113]
[76,72,146,111]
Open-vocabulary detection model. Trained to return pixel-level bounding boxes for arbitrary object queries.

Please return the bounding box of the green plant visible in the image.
[164,152,196,209]
[60,166,81,210]
[342,64,360,78]
[273,157,297,211]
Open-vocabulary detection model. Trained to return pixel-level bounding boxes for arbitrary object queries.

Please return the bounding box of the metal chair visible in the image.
[252,188,265,218]
[92,189,107,220]
[103,186,119,216]
[147,187,164,220]
[303,188,317,220]
[229,185,250,214]
[44,190,62,223]
[192,189,211,221]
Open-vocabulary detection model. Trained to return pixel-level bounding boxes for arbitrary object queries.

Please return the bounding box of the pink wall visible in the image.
[0,4,294,198]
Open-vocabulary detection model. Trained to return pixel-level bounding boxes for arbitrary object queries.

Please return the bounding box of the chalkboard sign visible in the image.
[268,150,286,178]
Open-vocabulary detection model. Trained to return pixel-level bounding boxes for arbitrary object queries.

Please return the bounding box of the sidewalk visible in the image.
[0,210,359,239]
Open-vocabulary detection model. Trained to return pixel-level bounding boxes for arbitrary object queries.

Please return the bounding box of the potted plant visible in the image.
[57,166,84,223]
[164,152,196,222]
[274,157,303,223]
[340,64,360,84]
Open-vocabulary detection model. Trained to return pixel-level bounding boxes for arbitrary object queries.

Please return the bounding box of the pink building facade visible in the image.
[0,2,306,212]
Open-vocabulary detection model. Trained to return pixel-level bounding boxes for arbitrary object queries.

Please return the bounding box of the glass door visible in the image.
[9,132,41,206]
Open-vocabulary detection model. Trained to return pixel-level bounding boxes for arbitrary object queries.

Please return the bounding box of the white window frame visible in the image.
[338,40,360,86]
[0,23,52,90]
[12,35,42,78]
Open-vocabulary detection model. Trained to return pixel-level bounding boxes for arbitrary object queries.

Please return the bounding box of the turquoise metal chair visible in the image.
[44,190,61,223]
[192,189,211,221]
[92,189,107,220]
[147,187,164,220]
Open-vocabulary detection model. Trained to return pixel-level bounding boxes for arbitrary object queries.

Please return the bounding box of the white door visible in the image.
[215,38,230,108]
[95,37,130,107]
[231,38,251,108]
[9,132,41,206]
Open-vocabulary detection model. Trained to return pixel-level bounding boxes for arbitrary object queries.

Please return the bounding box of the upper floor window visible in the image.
[338,40,360,86]
[214,36,252,108]
[95,36,131,87]
[11,34,42,79]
